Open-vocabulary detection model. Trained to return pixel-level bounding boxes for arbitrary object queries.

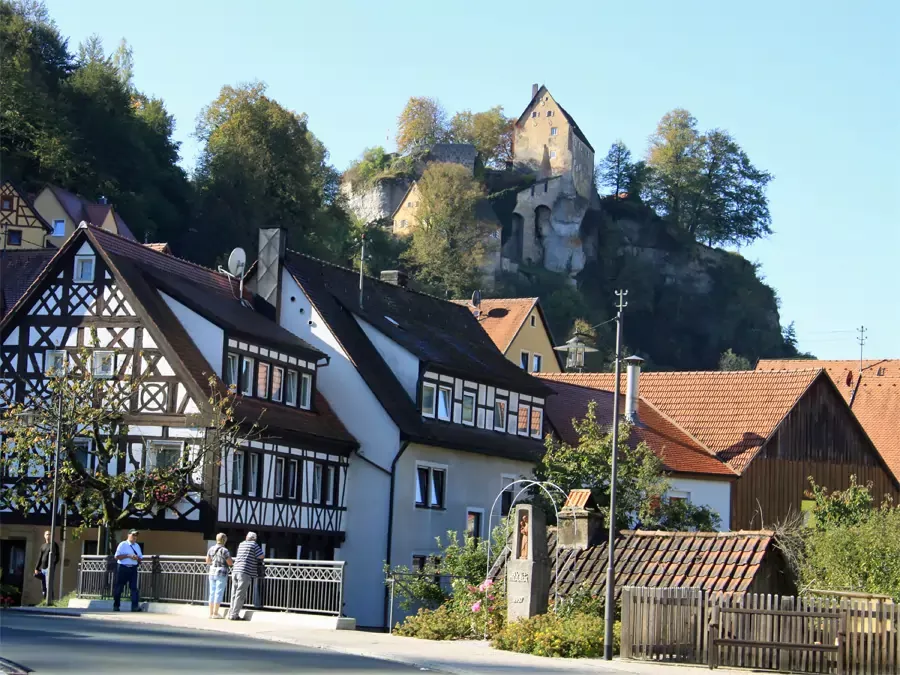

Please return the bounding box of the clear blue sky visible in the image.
[46,0,898,360]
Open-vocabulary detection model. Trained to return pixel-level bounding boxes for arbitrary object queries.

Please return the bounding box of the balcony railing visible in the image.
[77,555,345,616]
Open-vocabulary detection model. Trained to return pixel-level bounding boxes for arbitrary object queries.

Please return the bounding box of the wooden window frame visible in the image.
[147,440,184,472]
[73,255,95,283]
[299,372,312,410]
[312,464,323,503]
[271,366,284,403]
[0,195,13,211]
[288,459,298,500]
[517,403,530,435]
[530,407,543,438]
[436,385,452,421]
[257,362,270,400]
[461,391,476,426]
[7,230,22,247]
[225,353,238,387]
[421,381,437,418]
[274,457,285,498]
[231,449,244,495]
[247,453,260,497]
[494,399,507,431]
[92,350,115,379]
[240,357,254,396]
[285,369,298,406]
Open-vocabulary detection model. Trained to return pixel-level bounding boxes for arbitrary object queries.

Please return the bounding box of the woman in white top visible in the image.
[205,533,233,619]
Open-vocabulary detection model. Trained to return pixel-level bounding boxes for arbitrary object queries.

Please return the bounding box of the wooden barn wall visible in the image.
[732,377,899,529]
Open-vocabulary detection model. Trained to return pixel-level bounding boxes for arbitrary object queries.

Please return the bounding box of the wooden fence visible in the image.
[620,587,899,674]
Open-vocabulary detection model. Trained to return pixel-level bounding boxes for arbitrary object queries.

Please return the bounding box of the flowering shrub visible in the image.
[394,577,506,640]
[492,613,621,658]
[0,584,21,608]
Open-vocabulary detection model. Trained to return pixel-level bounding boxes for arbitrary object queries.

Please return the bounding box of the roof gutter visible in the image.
[383,439,410,631]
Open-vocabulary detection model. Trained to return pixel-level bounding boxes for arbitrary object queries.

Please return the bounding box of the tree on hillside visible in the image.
[645,109,773,246]
[536,400,721,531]
[718,348,751,371]
[396,97,448,154]
[401,162,496,298]
[448,106,514,168]
[596,140,633,198]
[192,81,351,265]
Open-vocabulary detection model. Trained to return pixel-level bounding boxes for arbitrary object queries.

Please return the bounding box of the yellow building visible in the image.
[0,181,51,250]
[513,84,595,199]
[34,185,136,248]
[391,181,421,235]
[457,297,563,374]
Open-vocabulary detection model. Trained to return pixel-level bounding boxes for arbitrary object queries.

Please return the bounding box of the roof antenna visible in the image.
[358,231,366,309]
[857,325,867,376]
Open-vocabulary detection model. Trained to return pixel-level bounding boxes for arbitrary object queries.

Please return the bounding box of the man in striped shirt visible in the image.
[227,532,264,621]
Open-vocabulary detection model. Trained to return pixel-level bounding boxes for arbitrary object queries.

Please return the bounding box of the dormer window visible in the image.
[285,369,298,406]
[517,404,530,435]
[74,255,95,283]
[437,385,452,421]
[299,372,312,409]
[422,382,436,417]
[225,354,238,387]
[530,408,543,438]
[240,357,254,396]
[461,392,475,426]
[272,366,284,402]
[494,399,507,431]
[257,362,270,399]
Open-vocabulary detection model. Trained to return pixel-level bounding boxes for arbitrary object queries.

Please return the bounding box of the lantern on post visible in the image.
[553,333,598,373]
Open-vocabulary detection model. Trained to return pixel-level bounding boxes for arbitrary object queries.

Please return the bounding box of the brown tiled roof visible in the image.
[757,359,900,481]
[543,378,734,477]
[539,370,822,472]
[491,529,778,598]
[46,185,137,242]
[454,298,537,353]
[0,249,56,318]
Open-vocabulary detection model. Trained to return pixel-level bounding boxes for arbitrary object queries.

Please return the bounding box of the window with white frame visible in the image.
[271,366,284,402]
[668,490,691,503]
[517,403,530,435]
[532,353,542,373]
[325,465,336,506]
[299,372,312,409]
[274,457,285,498]
[231,450,244,494]
[74,255,95,283]
[436,386,452,421]
[546,110,555,117]
[92,351,114,379]
[415,463,446,509]
[530,407,543,438]
[421,381,436,417]
[531,111,539,118]
[73,438,96,473]
[288,459,298,499]
[494,399,507,431]
[148,441,182,471]
[312,464,323,503]
[45,350,66,376]
[52,219,66,237]
[550,151,557,159]
[520,351,530,370]
[285,369,298,405]
[461,392,475,425]
[550,127,558,136]
[257,362,270,399]
[247,453,260,496]
[225,354,238,387]
[240,357,254,395]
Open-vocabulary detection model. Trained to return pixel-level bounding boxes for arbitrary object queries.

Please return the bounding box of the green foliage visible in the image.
[402,162,496,298]
[553,583,604,618]
[806,475,877,530]
[596,140,633,198]
[492,613,621,658]
[448,106,514,168]
[719,348,751,371]
[644,108,773,246]
[396,96,448,154]
[536,400,721,530]
[37,590,75,607]
[394,602,481,640]
[343,146,415,190]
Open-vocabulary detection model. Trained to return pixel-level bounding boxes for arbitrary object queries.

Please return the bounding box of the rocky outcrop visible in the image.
[341,177,412,225]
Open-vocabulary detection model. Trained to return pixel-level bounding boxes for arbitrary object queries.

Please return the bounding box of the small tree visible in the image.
[596,140,633,198]
[536,400,720,530]
[0,342,255,549]
[396,96,448,154]
[448,106,514,168]
[401,162,496,298]
[718,348,751,371]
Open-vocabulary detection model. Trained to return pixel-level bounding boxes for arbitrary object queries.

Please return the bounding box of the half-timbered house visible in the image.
[245,229,554,628]
[0,225,357,604]
[0,181,52,250]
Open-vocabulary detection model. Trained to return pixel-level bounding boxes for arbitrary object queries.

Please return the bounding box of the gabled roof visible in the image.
[0,227,354,449]
[1,180,52,232]
[492,529,781,598]
[515,85,594,153]
[0,249,56,318]
[542,378,735,477]
[45,185,137,242]
[390,181,417,220]
[757,359,900,481]
[539,370,823,472]
[283,251,551,461]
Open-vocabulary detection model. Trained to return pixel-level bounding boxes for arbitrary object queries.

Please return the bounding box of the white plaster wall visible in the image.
[667,478,732,531]
[160,292,224,376]
[354,316,419,401]
[279,270,401,628]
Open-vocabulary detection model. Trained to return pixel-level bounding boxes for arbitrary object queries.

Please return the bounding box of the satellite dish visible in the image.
[471,290,482,308]
[227,248,247,277]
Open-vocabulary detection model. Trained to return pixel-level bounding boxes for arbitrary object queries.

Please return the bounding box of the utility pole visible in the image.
[604,288,627,660]
[358,232,366,309]
[47,385,64,605]
[857,325,867,375]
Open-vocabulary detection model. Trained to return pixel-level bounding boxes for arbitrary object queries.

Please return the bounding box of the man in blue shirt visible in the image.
[112,529,143,612]
[227,532,264,621]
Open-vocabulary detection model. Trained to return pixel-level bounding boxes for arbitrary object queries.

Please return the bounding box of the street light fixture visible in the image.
[553,333,599,372]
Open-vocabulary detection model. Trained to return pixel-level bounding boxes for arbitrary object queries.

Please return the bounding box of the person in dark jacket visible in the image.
[34,530,59,599]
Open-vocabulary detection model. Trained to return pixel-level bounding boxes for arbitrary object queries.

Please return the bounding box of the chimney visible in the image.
[531,83,539,99]
[624,355,644,422]
[380,270,408,288]
[557,490,605,550]
[256,228,286,322]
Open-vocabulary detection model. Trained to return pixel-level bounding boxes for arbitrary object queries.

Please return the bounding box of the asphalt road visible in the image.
[0,612,426,674]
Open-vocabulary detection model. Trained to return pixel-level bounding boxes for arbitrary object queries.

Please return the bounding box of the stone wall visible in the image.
[341,177,412,225]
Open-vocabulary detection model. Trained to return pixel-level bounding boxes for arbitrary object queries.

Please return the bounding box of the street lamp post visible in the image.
[553,334,599,373]
[46,387,63,605]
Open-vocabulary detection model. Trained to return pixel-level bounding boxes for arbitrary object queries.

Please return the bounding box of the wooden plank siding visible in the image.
[732,377,899,529]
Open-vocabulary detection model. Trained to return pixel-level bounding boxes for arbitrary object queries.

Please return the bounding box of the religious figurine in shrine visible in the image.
[518,509,529,559]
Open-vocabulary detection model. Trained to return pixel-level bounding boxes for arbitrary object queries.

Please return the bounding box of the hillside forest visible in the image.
[1,0,808,370]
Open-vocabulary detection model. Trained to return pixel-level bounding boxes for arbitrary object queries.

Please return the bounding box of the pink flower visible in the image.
[478,579,494,592]
[471,601,482,613]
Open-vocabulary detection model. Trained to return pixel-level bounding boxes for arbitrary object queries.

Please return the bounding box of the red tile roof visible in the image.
[757,359,900,481]
[539,370,822,472]
[453,297,537,353]
[542,378,734,477]
[0,249,56,318]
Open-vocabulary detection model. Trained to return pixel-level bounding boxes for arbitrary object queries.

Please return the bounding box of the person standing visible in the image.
[205,533,233,619]
[112,529,143,612]
[227,532,264,621]
[34,530,60,600]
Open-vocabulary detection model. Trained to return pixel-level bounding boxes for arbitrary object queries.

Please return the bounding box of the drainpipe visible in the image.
[383,439,410,631]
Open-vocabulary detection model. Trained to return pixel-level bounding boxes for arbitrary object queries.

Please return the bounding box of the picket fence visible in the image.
[620,587,898,674]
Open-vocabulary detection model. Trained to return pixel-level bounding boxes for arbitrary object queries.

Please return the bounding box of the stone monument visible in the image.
[506,503,549,622]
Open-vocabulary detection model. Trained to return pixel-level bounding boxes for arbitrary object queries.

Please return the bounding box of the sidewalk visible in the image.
[11,607,747,675]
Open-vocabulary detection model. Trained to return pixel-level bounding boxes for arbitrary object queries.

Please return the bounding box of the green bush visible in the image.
[394,578,506,640]
[394,603,477,640]
[492,613,621,658]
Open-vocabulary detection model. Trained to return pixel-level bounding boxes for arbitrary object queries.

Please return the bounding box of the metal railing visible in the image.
[77,555,345,616]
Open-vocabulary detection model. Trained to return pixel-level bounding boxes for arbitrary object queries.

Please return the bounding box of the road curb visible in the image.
[3,607,83,617]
